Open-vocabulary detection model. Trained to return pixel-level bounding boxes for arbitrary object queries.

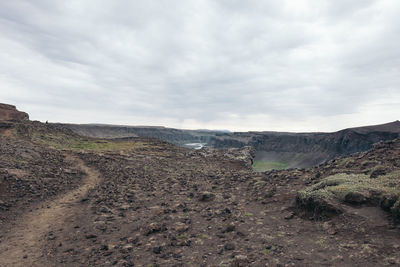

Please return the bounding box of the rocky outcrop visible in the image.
[0,103,29,121]
[195,146,256,168]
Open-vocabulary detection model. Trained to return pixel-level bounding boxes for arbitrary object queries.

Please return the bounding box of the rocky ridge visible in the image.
[0,104,29,122]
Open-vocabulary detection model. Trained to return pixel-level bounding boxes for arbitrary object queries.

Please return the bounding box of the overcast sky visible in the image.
[0,0,399,132]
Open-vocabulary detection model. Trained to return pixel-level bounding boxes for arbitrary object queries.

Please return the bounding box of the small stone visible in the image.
[284,212,295,220]
[118,204,130,211]
[120,244,133,253]
[224,242,235,251]
[199,192,215,202]
[174,222,189,233]
[63,248,74,253]
[230,255,248,267]
[127,236,139,244]
[124,244,133,250]
[223,208,231,214]
[152,246,163,254]
[85,234,97,239]
[224,223,235,233]
[328,228,337,235]
[146,222,166,235]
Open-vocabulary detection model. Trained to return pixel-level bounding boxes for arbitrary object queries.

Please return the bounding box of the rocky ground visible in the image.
[0,135,84,228]
[0,121,400,266]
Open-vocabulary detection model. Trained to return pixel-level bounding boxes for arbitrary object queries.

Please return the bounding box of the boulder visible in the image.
[296,194,343,219]
[344,191,367,204]
[380,194,398,211]
[370,168,386,178]
[199,191,215,202]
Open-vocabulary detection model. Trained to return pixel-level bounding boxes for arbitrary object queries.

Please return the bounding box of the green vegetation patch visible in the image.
[32,134,142,151]
[297,172,400,220]
[69,140,138,151]
[298,172,400,201]
[13,123,146,151]
[252,160,288,172]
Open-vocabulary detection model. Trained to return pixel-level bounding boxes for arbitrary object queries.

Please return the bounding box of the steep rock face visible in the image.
[248,130,399,156]
[208,122,400,167]
[0,104,29,121]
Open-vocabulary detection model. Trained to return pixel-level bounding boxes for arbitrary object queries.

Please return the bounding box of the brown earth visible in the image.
[0,120,400,266]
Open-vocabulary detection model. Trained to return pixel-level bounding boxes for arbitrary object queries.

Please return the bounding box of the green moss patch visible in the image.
[69,140,142,151]
[252,160,288,172]
[13,122,146,152]
[297,172,400,220]
[32,134,142,151]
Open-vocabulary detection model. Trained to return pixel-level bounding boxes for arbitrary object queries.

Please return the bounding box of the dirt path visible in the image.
[0,154,101,267]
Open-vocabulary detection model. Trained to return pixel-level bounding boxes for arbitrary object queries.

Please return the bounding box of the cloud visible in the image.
[0,0,399,131]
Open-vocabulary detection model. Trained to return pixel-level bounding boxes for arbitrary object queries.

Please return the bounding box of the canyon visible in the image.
[59,120,400,168]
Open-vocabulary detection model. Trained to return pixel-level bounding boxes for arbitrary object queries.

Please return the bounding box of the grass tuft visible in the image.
[252,160,288,172]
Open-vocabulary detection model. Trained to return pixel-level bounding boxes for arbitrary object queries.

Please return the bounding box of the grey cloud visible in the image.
[0,0,399,131]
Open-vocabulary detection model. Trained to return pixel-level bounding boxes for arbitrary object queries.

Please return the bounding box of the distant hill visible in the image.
[350,120,400,134]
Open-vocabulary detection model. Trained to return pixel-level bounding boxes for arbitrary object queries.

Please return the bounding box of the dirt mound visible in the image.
[0,103,29,122]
